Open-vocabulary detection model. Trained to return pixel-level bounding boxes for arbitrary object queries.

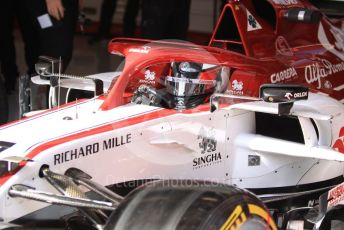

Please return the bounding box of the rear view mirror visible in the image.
[260,84,308,115]
[34,56,104,97]
[283,8,322,23]
[260,84,308,103]
[35,56,61,78]
[210,84,309,115]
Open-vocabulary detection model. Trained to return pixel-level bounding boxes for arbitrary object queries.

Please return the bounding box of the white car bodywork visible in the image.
[0,75,343,223]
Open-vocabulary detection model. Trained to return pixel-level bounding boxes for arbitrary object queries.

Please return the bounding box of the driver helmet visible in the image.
[165,62,218,97]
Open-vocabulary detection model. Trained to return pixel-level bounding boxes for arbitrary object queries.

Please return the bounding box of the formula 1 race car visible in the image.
[1,0,344,229]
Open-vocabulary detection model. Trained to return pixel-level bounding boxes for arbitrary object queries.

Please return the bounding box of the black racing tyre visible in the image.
[105,180,277,230]
[0,79,8,125]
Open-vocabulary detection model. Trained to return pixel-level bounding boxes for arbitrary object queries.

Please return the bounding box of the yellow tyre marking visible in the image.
[220,205,247,230]
[248,204,277,230]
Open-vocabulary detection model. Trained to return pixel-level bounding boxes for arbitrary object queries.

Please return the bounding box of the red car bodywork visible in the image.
[102,0,344,111]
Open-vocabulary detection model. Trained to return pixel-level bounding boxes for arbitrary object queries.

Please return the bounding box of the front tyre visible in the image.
[105,180,276,230]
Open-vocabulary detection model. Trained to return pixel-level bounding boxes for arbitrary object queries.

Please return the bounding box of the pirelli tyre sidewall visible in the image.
[104,180,277,230]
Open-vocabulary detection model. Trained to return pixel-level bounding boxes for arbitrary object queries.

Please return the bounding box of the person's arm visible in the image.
[45,0,65,20]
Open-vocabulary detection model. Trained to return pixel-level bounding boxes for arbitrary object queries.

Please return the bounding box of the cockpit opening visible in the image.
[128,62,230,110]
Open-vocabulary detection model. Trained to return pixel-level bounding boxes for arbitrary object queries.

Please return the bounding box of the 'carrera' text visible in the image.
[271,67,297,83]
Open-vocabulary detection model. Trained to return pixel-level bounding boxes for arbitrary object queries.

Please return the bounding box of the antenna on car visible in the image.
[75,98,79,120]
